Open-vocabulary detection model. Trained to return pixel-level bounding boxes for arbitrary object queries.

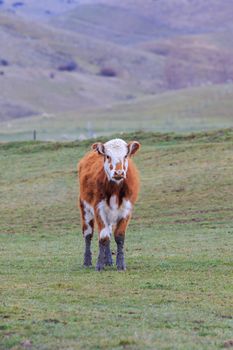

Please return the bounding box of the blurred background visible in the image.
[0,0,233,141]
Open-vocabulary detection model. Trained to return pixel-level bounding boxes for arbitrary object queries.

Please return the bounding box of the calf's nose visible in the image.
[114,170,124,176]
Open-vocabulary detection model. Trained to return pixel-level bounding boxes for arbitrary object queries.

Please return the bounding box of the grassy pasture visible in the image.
[0,130,233,349]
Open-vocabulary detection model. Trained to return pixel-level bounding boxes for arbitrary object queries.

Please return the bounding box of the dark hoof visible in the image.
[95,263,105,271]
[84,253,92,267]
[104,242,113,266]
[96,240,109,271]
[117,263,126,271]
[116,254,126,271]
[105,254,113,266]
[84,234,92,267]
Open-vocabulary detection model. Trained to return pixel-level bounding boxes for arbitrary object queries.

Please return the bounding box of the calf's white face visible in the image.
[92,138,140,183]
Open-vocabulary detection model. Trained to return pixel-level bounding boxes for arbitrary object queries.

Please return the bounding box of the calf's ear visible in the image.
[127,141,140,156]
[92,142,105,155]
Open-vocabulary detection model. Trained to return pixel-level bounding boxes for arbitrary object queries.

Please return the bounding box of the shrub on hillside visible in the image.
[0,59,9,66]
[57,61,78,72]
[12,2,24,7]
[99,66,118,77]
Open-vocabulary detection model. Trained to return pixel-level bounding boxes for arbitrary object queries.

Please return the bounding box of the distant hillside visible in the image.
[51,0,233,89]
[0,0,233,136]
[98,0,233,34]
[1,84,233,141]
[52,0,233,44]
[138,34,233,89]
[0,10,165,122]
[0,0,81,20]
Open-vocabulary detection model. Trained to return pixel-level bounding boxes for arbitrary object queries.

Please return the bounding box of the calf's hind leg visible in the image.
[79,199,94,267]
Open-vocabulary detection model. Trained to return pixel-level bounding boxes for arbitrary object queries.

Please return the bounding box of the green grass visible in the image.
[0,130,233,349]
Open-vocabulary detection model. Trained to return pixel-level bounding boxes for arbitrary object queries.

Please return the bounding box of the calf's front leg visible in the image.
[114,216,130,271]
[84,234,93,267]
[95,202,112,271]
[79,198,94,267]
[104,239,113,266]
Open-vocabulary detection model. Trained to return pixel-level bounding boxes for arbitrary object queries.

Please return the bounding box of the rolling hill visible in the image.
[0,0,233,139]
[0,11,164,122]
[52,0,233,44]
[1,83,233,141]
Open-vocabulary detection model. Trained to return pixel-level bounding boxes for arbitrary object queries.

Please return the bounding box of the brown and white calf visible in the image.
[78,138,140,271]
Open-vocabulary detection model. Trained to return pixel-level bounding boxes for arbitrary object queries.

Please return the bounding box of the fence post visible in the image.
[33,130,36,141]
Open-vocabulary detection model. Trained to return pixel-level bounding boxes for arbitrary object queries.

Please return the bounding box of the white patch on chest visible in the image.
[109,195,118,210]
[97,196,132,239]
